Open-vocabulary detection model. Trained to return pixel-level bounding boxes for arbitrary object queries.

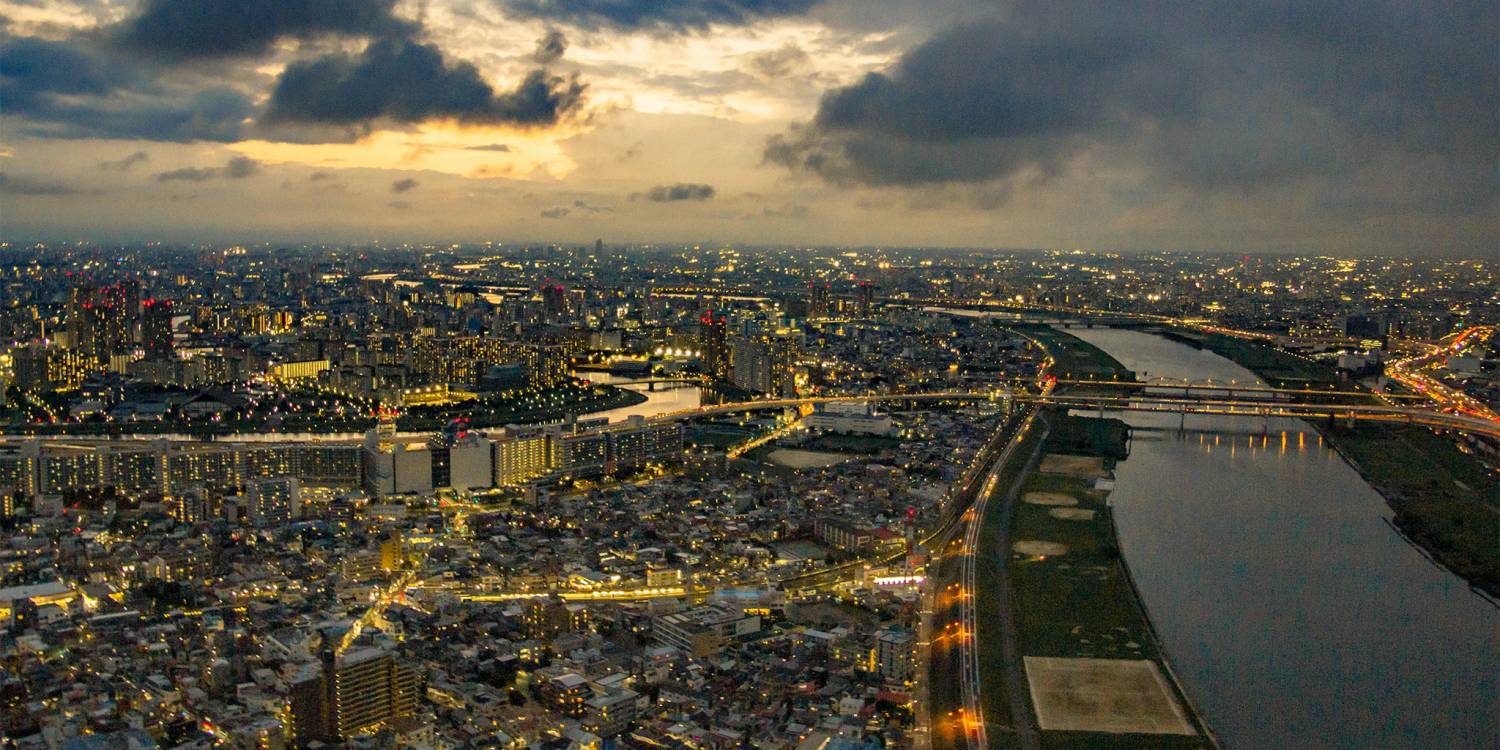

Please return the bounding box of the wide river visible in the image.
[1064,327,1498,749]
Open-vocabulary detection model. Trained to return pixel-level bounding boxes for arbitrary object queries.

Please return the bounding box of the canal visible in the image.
[1065,327,1499,749]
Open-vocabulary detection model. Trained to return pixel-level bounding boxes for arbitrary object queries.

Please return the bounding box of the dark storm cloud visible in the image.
[391,178,419,193]
[534,29,567,63]
[17,86,253,143]
[0,36,253,142]
[638,183,716,202]
[767,1,1498,212]
[764,16,1188,186]
[114,0,415,60]
[498,0,822,31]
[98,151,149,171]
[0,35,122,104]
[156,156,260,182]
[264,39,585,127]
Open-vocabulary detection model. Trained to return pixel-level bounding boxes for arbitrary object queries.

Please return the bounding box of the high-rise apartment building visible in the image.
[247,477,302,526]
[857,281,875,317]
[730,334,796,396]
[141,298,175,360]
[492,427,552,486]
[69,283,135,369]
[808,282,832,319]
[290,649,421,743]
[698,311,730,381]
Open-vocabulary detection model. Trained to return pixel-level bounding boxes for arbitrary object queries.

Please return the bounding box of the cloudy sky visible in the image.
[0,0,1495,255]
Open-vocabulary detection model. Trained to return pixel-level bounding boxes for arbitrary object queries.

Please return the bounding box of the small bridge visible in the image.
[586,376,708,391]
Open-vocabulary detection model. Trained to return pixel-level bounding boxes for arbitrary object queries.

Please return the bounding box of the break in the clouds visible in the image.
[498,0,823,31]
[265,39,585,128]
[114,0,415,60]
[769,0,1499,214]
[639,183,716,202]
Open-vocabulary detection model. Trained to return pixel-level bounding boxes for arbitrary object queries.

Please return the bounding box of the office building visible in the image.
[542,283,568,320]
[429,420,493,492]
[653,604,761,657]
[804,401,895,435]
[363,424,433,498]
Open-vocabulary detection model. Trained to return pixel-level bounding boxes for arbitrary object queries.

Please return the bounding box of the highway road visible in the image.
[1387,325,1497,423]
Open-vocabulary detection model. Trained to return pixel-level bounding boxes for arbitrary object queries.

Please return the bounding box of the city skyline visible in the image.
[2,0,1497,255]
[0,244,1494,748]
[0,4,1497,749]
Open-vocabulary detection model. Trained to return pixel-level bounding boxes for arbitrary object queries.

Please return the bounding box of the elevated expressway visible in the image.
[647,386,1500,440]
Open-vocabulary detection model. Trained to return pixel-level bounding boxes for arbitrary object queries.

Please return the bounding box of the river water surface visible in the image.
[575,371,704,423]
[1063,327,1498,749]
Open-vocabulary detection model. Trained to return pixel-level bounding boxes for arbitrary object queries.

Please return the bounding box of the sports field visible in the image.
[1024,656,1197,736]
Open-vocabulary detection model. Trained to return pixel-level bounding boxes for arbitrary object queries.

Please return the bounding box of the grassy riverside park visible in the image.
[1001,415,1211,749]
[1319,423,1500,596]
[1014,324,1139,386]
[957,327,1213,748]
